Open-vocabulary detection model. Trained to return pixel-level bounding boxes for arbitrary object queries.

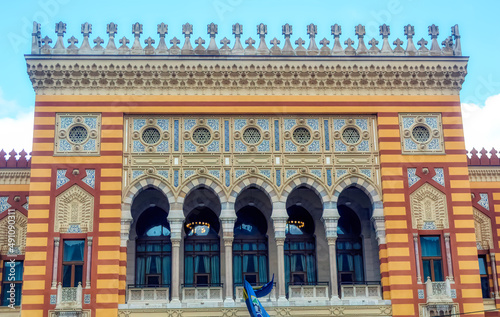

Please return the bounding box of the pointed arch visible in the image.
[177,176,227,206]
[332,175,382,217]
[281,175,329,206]
[473,207,493,250]
[230,175,279,206]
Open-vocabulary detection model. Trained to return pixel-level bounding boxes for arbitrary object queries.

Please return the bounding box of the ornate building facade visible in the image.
[0,20,498,317]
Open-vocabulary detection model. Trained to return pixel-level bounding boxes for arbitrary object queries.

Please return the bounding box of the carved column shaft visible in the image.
[171,239,181,301]
[275,237,286,299]
[413,234,422,283]
[490,252,499,298]
[221,216,236,303]
[327,237,339,298]
[86,237,92,288]
[444,233,454,281]
[52,237,60,289]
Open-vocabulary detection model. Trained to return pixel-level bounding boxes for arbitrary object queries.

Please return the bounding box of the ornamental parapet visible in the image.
[26,22,468,96]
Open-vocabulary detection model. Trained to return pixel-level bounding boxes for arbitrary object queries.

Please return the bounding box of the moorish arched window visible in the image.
[337,205,364,283]
[233,206,268,286]
[135,207,171,287]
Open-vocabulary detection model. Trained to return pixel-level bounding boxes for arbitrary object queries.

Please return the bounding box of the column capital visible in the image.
[87,236,93,245]
[171,238,181,248]
[224,237,234,247]
[275,237,285,246]
[54,237,60,246]
[327,236,337,246]
[444,232,451,240]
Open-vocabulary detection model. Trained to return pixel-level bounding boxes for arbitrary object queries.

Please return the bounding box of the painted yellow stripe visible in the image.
[96,293,119,303]
[387,248,409,257]
[27,196,51,205]
[455,233,476,242]
[19,295,44,305]
[386,234,409,243]
[32,130,54,138]
[30,169,51,177]
[26,237,48,247]
[451,193,472,202]
[389,275,412,285]
[378,129,400,138]
[21,310,44,317]
[98,223,121,232]
[34,116,55,125]
[99,209,121,218]
[385,220,409,229]
[102,117,124,125]
[392,304,415,315]
[449,167,469,175]
[100,195,121,204]
[462,304,486,316]
[102,130,124,138]
[461,289,482,298]
[383,193,405,202]
[382,180,404,189]
[388,261,411,271]
[29,182,51,191]
[450,180,471,188]
[380,167,403,176]
[32,156,122,164]
[27,223,49,233]
[453,206,473,215]
[379,142,401,150]
[454,219,474,228]
[28,210,49,218]
[101,169,122,177]
[378,117,399,125]
[460,274,481,284]
[22,280,46,290]
[97,265,120,274]
[23,265,46,275]
[95,309,118,317]
[25,252,47,261]
[97,250,120,260]
[445,141,466,150]
[443,116,463,125]
[470,183,500,189]
[459,260,480,270]
[96,279,119,289]
[443,129,465,137]
[36,94,461,102]
[0,184,30,191]
[383,206,407,216]
[381,155,467,163]
[98,236,121,246]
[33,143,54,151]
[390,289,414,299]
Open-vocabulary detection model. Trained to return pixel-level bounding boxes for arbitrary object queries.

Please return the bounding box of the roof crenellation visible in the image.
[29,22,462,57]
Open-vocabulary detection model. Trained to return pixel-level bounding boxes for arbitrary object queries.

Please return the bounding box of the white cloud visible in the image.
[0,111,34,154]
[462,94,500,151]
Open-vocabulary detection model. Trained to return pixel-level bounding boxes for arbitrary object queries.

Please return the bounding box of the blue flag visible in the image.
[243,275,274,317]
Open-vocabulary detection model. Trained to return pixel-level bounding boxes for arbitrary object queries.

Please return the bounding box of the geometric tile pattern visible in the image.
[399,113,444,154]
[55,113,101,155]
[432,168,445,186]
[82,169,96,188]
[478,193,490,210]
[56,169,70,189]
[407,168,420,187]
[0,197,11,213]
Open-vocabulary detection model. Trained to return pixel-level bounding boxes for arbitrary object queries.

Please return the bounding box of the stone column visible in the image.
[52,237,60,289]
[221,216,236,305]
[86,237,93,288]
[413,234,422,283]
[327,237,339,300]
[272,214,288,303]
[490,252,499,298]
[167,211,184,306]
[322,207,340,300]
[444,233,454,281]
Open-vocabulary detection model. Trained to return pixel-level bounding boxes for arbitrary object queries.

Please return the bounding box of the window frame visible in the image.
[478,254,491,298]
[61,239,86,288]
[184,233,220,287]
[1,260,23,307]
[419,235,445,282]
[284,233,317,286]
[135,235,172,287]
[232,235,269,286]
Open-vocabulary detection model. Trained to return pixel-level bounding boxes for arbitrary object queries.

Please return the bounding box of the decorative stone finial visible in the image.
[219,37,231,55]
[144,37,155,55]
[344,38,355,55]
[404,24,417,55]
[130,22,143,54]
[417,37,429,55]
[368,38,380,55]
[393,38,404,55]
[118,36,130,55]
[169,37,181,55]
[53,21,66,54]
[379,24,392,54]
[181,23,194,55]
[428,24,441,55]
[441,36,453,56]
[92,36,104,54]
[331,24,343,55]
[319,37,331,56]
[355,24,368,55]
[105,22,118,54]
[306,23,319,55]
[194,37,206,55]
[31,21,41,54]
[80,22,92,53]
[451,24,461,56]
[41,36,53,54]
[269,37,281,55]
[281,23,294,55]
[244,37,256,55]
[232,23,244,55]
[206,23,219,55]
[156,23,169,54]
[67,36,79,54]
[256,23,269,55]
[295,37,306,55]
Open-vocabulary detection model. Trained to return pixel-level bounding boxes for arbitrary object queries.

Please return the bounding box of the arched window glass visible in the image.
[233,206,268,286]
[135,207,171,287]
[184,207,220,287]
[337,205,364,283]
[284,205,317,287]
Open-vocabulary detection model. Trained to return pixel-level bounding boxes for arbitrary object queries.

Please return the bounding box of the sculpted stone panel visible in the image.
[410,183,448,230]
[0,211,27,255]
[473,208,493,250]
[54,113,101,156]
[123,115,380,195]
[55,185,94,233]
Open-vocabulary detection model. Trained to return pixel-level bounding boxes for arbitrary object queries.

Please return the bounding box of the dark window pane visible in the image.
[2,283,22,306]
[196,275,208,285]
[2,262,23,281]
[422,260,431,281]
[420,236,441,257]
[63,240,85,262]
[74,265,83,287]
[62,265,72,287]
[433,260,443,281]
[481,276,490,298]
[478,257,488,275]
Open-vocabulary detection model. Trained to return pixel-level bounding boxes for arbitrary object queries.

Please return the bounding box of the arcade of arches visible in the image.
[124,178,382,302]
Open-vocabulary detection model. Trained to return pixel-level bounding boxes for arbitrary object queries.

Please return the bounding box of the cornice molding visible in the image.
[26,56,468,96]
[0,169,31,185]
[468,166,500,182]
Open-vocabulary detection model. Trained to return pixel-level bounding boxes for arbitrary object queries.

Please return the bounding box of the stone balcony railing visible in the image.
[340,282,383,300]
[288,282,329,303]
[234,283,277,303]
[425,277,453,303]
[182,284,224,303]
[55,282,82,310]
[127,285,170,306]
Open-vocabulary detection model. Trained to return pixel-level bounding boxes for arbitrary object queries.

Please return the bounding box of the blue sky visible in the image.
[0,0,499,152]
